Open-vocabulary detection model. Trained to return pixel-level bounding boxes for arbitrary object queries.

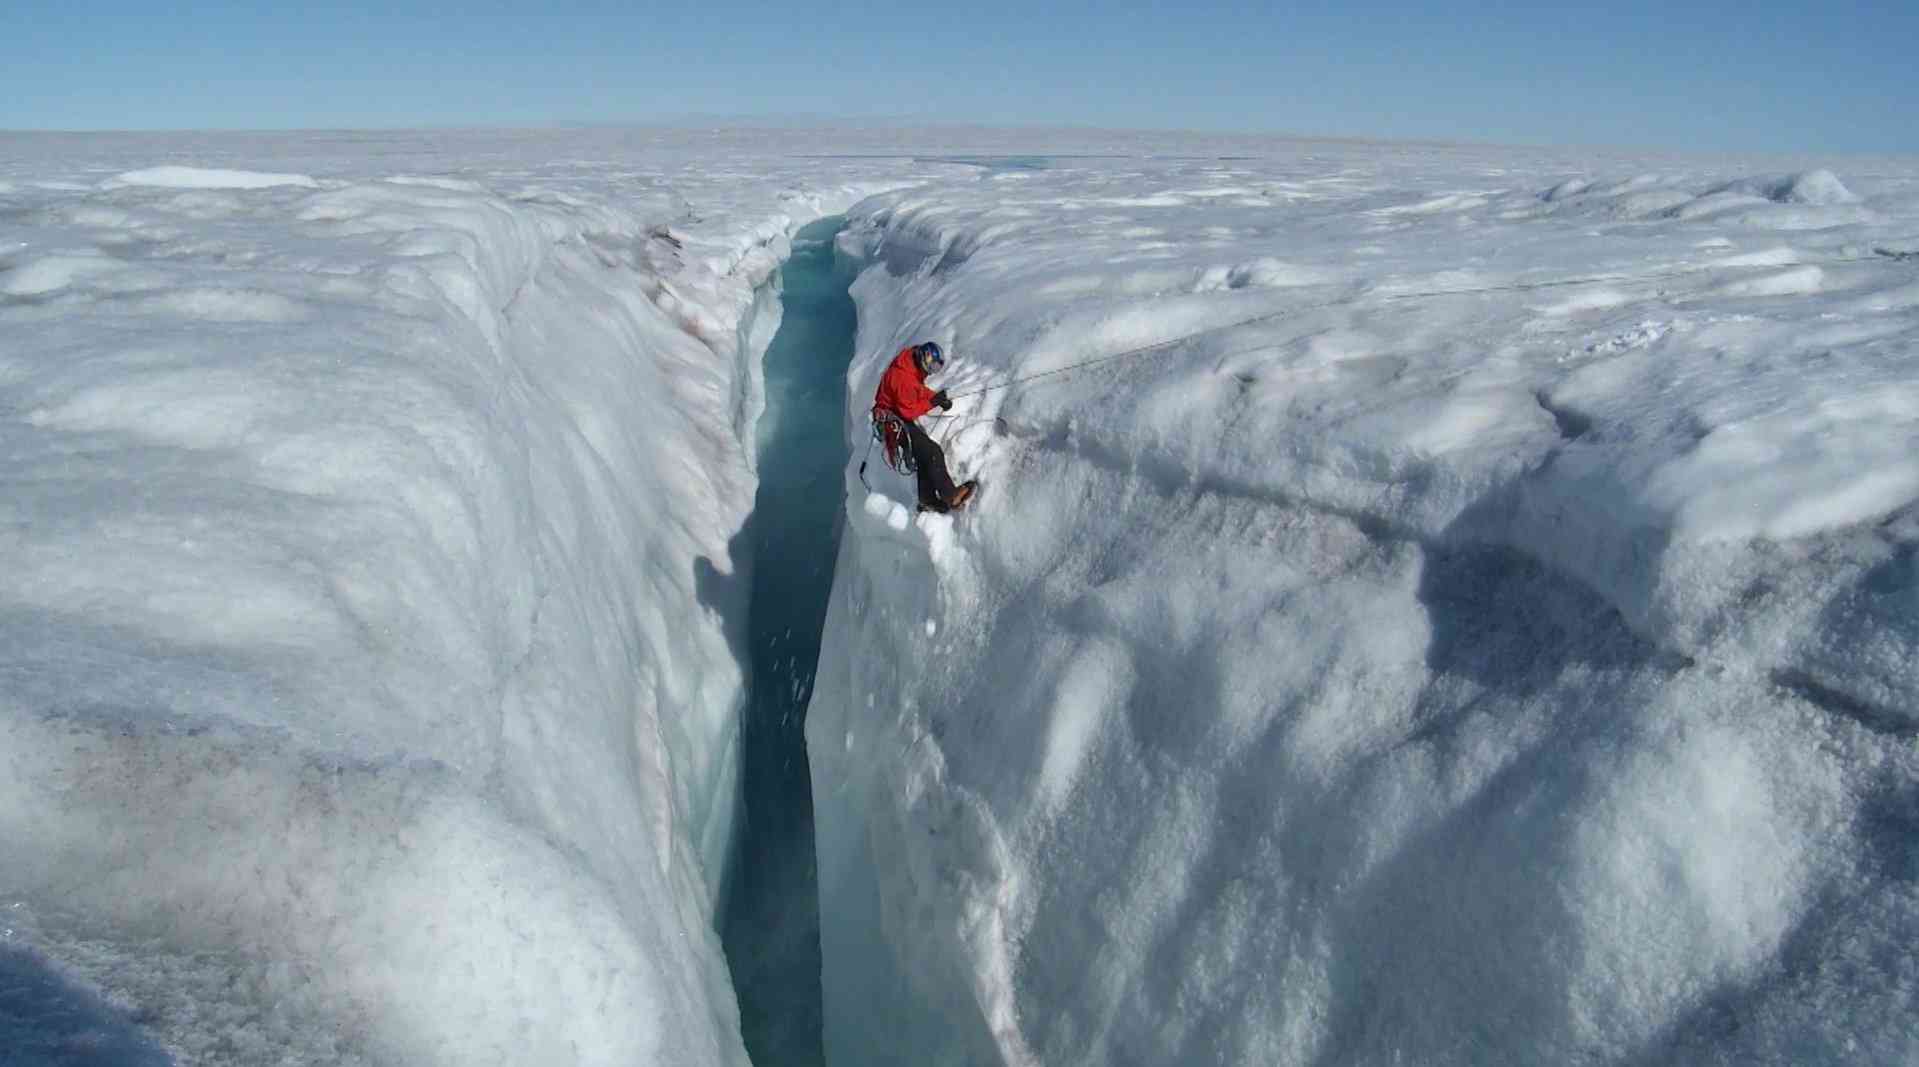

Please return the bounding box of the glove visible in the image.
[933,390,952,411]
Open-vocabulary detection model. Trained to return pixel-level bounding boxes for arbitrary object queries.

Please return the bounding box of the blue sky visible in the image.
[3,0,1913,154]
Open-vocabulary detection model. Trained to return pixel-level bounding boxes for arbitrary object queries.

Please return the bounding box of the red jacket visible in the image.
[873,346,938,422]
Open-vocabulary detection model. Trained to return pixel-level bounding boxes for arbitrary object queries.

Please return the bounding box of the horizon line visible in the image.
[1,118,1912,165]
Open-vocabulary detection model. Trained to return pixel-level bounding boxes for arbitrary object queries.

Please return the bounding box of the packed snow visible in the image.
[811,149,1919,1065]
[105,165,323,190]
[3,126,1917,1066]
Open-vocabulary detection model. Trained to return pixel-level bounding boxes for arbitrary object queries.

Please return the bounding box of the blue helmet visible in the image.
[914,341,945,375]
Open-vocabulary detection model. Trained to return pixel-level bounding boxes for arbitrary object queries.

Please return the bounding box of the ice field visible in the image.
[1,128,1916,1064]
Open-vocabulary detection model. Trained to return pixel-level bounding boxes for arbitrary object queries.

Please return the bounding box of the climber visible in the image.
[872,341,977,513]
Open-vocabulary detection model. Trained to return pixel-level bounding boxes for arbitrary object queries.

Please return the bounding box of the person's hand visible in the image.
[933,390,952,410]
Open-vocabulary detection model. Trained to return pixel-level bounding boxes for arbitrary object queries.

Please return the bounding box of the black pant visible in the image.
[906,420,959,508]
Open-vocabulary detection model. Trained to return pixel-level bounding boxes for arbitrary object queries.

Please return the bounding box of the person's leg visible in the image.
[907,421,958,508]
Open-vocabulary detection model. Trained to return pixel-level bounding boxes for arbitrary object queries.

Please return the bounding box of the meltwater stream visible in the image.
[719,217,855,1067]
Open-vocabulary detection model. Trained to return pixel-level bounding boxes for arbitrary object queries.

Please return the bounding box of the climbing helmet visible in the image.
[915,341,946,375]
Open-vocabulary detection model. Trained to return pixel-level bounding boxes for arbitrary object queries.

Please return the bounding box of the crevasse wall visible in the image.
[0,146,895,1065]
[809,153,1919,1067]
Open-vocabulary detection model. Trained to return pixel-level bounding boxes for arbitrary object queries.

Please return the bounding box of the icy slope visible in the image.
[0,131,901,1064]
[810,148,1919,1064]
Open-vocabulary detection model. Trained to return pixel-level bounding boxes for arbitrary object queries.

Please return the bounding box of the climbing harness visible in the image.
[871,409,918,476]
[858,408,918,489]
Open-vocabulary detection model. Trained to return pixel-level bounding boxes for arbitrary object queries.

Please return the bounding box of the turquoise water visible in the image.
[0,948,172,1066]
[718,217,856,1067]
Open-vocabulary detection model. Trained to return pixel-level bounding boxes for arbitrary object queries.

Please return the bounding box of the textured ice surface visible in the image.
[5,126,1917,1066]
[810,147,1919,1065]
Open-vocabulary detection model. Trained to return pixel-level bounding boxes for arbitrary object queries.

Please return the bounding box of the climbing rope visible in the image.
[938,248,1912,402]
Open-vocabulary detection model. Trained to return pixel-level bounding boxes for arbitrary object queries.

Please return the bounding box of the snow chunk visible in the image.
[1715,264,1825,297]
[1192,256,1330,292]
[1645,389,1919,541]
[133,287,309,322]
[1541,177,1592,201]
[0,253,119,296]
[1716,169,1861,206]
[107,165,320,190]
[1583,320,1670,355]
[1709,245,1800,267]
[1372,191,1494,216]
[1540,287,1632,314]
[864,490,912,530]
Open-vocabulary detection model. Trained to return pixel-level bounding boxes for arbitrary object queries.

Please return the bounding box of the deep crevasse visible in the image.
[719,216,859,1067]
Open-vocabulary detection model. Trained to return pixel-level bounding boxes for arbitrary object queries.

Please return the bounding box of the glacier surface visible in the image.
[3,126,1917,1066]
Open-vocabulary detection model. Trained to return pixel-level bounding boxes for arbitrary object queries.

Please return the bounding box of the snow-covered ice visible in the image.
[4,125,1918,1066]
[811,148,1919,1064]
